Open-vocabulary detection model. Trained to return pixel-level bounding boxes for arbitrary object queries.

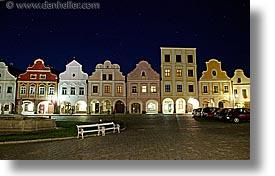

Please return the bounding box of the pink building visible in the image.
[127,60,161,114]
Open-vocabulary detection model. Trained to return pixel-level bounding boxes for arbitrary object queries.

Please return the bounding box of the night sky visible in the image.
[0,0,250,78]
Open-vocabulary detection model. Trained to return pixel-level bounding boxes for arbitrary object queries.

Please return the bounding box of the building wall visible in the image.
[127,60,161,114]
[16,59,58,114]
[160,47,199,114]
[231,69,250,108]
[58,59,88,114]
[88,60,126,114]
[198,59,232,108]
[0,62,16,114]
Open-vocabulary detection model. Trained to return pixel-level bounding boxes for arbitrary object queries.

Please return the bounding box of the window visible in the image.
[224,86,229,93]
[212,70,217,77]
[132,86,137,93]
[242,89,247,98]
[188,69,193,77]
[104,86,111,93]
[62,87,67,95]
[165,85,171,92]
[187,55,193,63]
[71,87,76,95]
[165,69,171,77]
[142,86,147,93]
[49,87,54,95]
[30,74,37,79]
[214,86,218,93]
[29,86,35,94]
[234,89,238,95]
[237,78,242,83]
[102,74,107,80]
[151,85,157,93]
[203,86,208,93]
[164,54,170,62]
[177,85,182,92]
[92,86,98,93]
[108,74,112,80]
[176,69,182,77]
[141,71,146,77]
[7,86,12,93]
[188,85,194,92]
[39,87,45,95]
[20,86,26,94]
[40,74,46,79]
[79,87,85,95]
[176,55,181,62]
[117,86,122,93]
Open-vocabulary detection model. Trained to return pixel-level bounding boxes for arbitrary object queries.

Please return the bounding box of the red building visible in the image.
[127,60,161,114]
[16,58,58,115]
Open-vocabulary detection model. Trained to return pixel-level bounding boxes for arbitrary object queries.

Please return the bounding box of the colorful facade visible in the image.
[198,59,232,108]
[58,59,88,114]
[16,59,58,115]
[160,47,199,114]
[88,60,126,114]
[0,62,16,114]
[232,69,250,108]
[127,60,161,114]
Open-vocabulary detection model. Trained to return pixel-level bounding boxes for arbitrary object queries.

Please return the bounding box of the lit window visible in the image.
[104,86,111,93]
[142,86,147,93]
[49,87,54,95]
[150,85,157,93]
[117,86,122,93]
[176,69,182,77]
[165,69,170,77]
[39,87,45,95]
[20,86,26,94]
[29,86,35,94]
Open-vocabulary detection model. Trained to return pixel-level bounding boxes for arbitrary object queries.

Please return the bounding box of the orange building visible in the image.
[198,59,232,108]
[16,59,58,115]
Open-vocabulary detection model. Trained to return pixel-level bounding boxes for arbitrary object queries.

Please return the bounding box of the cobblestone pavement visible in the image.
[0,114,250,160]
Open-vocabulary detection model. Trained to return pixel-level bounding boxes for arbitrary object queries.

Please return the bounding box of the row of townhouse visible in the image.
[0,47,250,115]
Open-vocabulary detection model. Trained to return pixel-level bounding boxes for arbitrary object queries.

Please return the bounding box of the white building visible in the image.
[58,60,88,114]
[0,62,16,114]
[232,69,250,108]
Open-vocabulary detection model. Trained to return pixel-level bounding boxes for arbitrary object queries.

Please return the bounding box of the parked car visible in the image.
[202,107,219,119]
[226,108,250,123]
[215,108,233,121]
[192,108,203,118]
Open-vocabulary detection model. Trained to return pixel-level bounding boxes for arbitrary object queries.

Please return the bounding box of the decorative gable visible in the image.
[200,59,230,81]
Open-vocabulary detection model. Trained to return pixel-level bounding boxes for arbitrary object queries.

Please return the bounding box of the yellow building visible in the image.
[160,47,199,114]
[231,69,250,108]
[198,59,232,108]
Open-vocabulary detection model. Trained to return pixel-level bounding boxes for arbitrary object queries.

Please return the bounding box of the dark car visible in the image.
[202,107,219,119]
[226,108,250,123]
[215,108,233,121]
[192,108,203,118]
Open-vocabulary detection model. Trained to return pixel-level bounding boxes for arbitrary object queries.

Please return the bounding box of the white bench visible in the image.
[98,122,120,136]
[76,122,120,139]
[76,124,104,139]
